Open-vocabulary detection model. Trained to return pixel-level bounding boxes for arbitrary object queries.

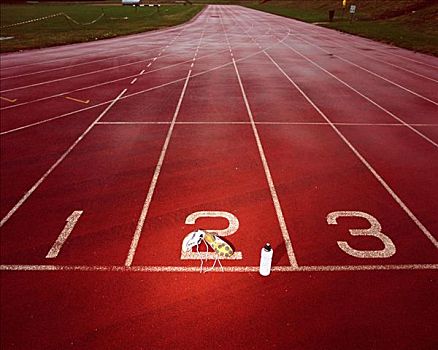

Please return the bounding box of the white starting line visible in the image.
[0,263,437,273]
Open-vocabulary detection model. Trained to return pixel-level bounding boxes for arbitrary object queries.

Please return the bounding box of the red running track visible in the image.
[1,5,437,349]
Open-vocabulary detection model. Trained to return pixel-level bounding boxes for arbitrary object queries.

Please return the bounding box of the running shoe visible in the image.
[204,232,234,258]
[181,229,205,252]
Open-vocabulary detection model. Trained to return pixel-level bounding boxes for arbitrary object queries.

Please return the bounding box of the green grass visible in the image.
[0,3,203,53]
[247,0,438,56]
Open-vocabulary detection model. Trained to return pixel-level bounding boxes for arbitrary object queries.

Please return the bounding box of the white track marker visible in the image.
[265,51,438,249]
[0,263,437,273]
[124,31,206,267]
[219,8,298,268]
[45,211,83,259]
[130,78,137,85]
[0,89,127,228]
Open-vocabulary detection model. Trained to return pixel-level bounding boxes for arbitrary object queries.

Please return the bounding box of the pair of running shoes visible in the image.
[182,229,234,258]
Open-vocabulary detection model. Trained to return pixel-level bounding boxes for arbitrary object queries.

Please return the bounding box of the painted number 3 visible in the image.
[327,211,396,258]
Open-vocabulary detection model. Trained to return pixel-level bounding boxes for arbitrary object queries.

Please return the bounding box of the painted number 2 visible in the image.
[327,211,396,258]
[185,211,239,237]
[181,211,242,260]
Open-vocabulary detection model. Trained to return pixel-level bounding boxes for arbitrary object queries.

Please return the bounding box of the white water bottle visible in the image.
[259,243,273,276]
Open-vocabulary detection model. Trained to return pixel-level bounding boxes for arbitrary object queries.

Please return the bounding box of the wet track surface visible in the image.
[1,5,437,349]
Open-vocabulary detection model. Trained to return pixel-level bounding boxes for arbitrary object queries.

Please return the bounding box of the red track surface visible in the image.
[1,5,437,349]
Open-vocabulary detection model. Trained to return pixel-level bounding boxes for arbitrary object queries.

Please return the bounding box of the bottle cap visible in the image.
[264,243,272,251]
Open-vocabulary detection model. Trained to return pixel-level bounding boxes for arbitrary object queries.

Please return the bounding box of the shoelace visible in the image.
[195,238,224,273]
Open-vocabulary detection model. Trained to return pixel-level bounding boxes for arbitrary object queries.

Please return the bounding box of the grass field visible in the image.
[248,0,438,56]
[0,3,203,53]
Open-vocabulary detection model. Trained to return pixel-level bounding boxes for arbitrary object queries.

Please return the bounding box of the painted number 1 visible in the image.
[46,211,83,259]
[327,211,396,258]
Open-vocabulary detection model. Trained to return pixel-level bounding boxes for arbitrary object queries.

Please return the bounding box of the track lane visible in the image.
[225,6,438,266]
[1,6,438,350]
[130,8,293,267]
[0,10,212,229]
[0,8,213,264]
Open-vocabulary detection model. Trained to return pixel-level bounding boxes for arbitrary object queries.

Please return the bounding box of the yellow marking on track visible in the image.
[0,96,17,103]
[65,96,90,104]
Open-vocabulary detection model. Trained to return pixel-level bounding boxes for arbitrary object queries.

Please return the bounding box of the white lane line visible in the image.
[130,78,138,85]
[98,121,171,125]
[125,51,203,267]
[125,27,207,267]
[294,264,438,272]
[0,47,239,112]
[124,70,192,267]
[0,46,166,82]
[0,52,176,94]
[5,27,179,97]
[0,61,171,111]
[235,60,299,268]
[265,51,438,249]
[45,211,83,259]
[273,15,438,76]
[0,75,189,135]
[0,263,436,273]
[96,121,438,127]
[280,9,438,71]
[0,89,127,228]
[373,49,438,70]
[295,34,438,83]
[1,38,291,135]
[219,7,298,268]
[279,41,438,148]
[291,36,438,105]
